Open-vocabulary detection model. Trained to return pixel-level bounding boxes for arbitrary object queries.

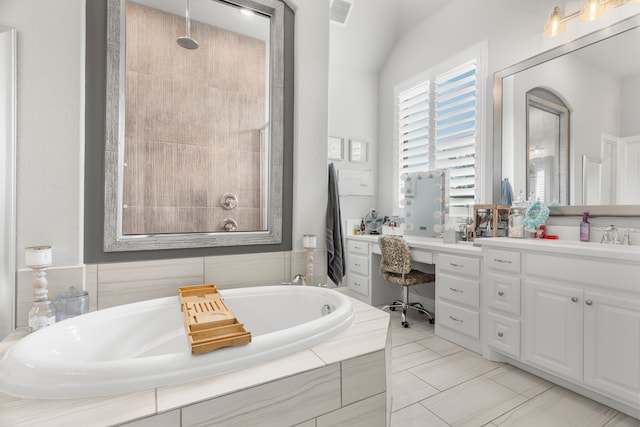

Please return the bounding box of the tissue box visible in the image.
[443,229,457,244]
[382,224,404,236]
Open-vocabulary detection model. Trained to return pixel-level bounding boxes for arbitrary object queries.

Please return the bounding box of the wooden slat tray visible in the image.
[178,284,252,355]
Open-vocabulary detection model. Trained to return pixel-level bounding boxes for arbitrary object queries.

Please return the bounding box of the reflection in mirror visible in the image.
[583,155,602,204]
[526,89,569,206]
[105,0,285,251]
[400,171,445,237]
[123,0,270,235]
[496,15,640,215]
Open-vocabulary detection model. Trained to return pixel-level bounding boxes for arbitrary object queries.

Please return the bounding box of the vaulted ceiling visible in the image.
[329,0,450,71]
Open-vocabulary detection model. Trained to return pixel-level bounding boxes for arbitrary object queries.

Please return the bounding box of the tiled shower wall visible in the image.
[122,1,267,234]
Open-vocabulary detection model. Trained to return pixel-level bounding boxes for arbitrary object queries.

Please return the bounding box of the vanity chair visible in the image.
[379,236,435,327]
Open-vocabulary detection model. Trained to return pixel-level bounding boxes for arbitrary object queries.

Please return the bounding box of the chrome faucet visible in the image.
[601,225,621,245]
[291,274,307,286]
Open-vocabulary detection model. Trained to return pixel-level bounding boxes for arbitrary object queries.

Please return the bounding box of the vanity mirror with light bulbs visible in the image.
[494,14,640,216]
[399,170,445,238]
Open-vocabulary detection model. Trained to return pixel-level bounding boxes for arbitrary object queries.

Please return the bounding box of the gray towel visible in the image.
[326,163,346,285]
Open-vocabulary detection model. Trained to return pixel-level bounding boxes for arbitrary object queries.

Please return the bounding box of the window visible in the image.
[396,46,484,218]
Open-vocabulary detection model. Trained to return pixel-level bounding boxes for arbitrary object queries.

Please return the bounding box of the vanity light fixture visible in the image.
[544,0,639,37]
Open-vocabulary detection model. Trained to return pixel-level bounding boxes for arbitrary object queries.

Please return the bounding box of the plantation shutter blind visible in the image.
[434,60,477,211]
[398,81,431,174]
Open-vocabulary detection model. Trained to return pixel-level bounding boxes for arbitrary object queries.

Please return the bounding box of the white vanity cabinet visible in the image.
[346,239,370,299]
[436,252,482,353]
[480,239,640,418]
[485,248,521,358]
[524,253,640,410]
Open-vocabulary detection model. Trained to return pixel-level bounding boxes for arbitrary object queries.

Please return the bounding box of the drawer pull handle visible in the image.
[494,258,512,264]
[449,287,464,293]
[585,300,593,306]
[449,263,464,268]
[449,315,464,323]
[497,332,504,338]
[354,263,361,267]
[353,282,360,287]
[571,297,579,303]
[498,291,504,296]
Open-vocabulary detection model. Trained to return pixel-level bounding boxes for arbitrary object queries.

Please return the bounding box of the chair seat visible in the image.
[382,270,435,286]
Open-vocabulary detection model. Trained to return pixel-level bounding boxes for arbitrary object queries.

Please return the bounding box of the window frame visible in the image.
[393,42,487,218]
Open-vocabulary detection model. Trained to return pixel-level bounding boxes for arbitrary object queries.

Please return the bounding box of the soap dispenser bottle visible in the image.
[580,211,590,242]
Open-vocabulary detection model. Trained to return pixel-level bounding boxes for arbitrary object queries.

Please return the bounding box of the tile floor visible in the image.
[387,309,640,427]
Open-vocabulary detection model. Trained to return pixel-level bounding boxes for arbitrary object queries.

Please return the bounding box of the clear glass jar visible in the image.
[29,299,56,332]
[55,286,89,321]
[508,207,524,238]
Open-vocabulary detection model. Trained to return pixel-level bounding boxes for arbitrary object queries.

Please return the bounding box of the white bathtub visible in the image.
[0,285,355,399]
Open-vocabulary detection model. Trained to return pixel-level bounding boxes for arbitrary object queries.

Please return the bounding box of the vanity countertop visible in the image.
[347,234,482,255]
[477,237,640,263]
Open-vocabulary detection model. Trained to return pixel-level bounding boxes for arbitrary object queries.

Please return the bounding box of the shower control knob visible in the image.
[220,193,238,210]
[221,218,238,231]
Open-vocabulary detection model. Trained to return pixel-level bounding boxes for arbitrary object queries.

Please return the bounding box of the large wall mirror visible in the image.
[104,0,286,251]
[495,14,640,216]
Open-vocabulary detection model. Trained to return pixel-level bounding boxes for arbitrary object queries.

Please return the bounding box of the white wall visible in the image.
[0,0,330,274]
[0,0,85,268]
[327,64,378,224]
[376,0,640,216]
[621,74,640,137]
[290,0,331,251]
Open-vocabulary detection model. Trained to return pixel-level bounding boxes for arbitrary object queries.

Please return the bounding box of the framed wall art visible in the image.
[349,139,368,163]
[328,136,344,160]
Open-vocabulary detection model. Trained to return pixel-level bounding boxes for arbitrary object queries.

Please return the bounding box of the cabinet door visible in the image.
[584,291,640,408]
[523,279,583,382]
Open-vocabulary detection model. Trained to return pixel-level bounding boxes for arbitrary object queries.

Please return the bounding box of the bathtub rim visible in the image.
[0,285,355,399]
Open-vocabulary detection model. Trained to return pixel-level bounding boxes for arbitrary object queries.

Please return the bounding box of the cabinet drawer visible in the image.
[437,300,479,339]
[487,311,520,358]
[487,272,521,315]
[347,240,369,256]
[438,272,479,308]
[347,273,369,296]
[438,253,480,278]
[348,254,368,276]
[486,249,520,273]
[410,249,433,265]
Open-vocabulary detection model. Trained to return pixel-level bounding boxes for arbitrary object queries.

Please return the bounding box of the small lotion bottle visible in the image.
[580,211,590,242]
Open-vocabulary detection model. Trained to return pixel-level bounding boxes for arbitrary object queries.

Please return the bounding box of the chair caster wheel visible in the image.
[402,321,409,328]
[429,319,435,325]
[389,307,396,311]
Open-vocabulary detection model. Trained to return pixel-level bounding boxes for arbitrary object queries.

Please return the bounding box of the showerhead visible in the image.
[177,36,199,50]
[177,0,199,50]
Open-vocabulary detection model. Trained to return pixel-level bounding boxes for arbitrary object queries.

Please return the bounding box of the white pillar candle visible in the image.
[25,246,52,268]
[303,234,316,249]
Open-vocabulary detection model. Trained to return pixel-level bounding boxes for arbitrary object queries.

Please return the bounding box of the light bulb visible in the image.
[581,0,605,21]
[543,6,566,37]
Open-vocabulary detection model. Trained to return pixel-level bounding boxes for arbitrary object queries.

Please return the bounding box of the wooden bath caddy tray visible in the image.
[179,284,251,355]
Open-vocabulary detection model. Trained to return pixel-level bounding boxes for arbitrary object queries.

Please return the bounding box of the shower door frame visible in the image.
[0,26,16,340]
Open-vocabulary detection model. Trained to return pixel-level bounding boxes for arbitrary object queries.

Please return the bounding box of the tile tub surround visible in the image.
[15,249,325,326]
[0,297,390,427]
